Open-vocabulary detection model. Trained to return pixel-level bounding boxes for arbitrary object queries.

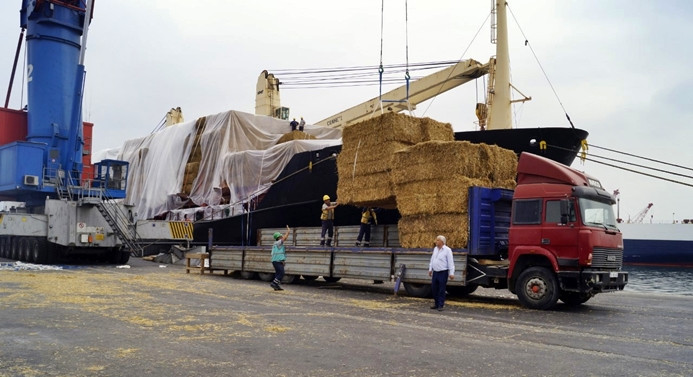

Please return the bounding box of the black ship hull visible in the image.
[455,127,589,166]
[194,127,589,245]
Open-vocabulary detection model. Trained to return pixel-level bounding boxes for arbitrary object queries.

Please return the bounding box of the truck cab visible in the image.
[507,153,628,309]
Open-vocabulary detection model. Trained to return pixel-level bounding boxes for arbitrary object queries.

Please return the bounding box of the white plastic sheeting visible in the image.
[116,110,342,220]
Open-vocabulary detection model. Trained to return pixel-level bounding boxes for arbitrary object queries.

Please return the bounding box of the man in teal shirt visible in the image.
[271,225,291,290]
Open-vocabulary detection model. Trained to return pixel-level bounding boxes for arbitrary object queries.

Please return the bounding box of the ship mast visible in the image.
[487,0,511,130]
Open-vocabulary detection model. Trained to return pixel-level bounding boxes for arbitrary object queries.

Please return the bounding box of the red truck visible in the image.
[208,152,628,310]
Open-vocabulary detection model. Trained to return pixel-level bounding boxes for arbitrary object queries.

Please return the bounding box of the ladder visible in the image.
[96,200,144,257]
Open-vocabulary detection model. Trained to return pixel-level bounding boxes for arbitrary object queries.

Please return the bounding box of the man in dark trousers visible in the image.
[289,118,299,131]
[355,207,377,247]
[320,195,339,246]
[428,235,455,311]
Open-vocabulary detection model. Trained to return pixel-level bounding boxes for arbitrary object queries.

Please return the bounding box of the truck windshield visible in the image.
[579,198,618,229]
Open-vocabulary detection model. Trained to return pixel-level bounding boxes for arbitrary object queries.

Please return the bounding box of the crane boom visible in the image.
[314,59,489,129]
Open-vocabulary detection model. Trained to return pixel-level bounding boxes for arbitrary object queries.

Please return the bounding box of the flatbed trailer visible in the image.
[206,182,628,309]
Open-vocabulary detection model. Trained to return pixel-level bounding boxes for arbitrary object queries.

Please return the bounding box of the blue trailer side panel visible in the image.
[467,187,513,256]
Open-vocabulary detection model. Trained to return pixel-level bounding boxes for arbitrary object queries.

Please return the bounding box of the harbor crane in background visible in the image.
[629,203,654,224]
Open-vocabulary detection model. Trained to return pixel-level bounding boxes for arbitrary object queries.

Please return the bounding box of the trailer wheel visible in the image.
[515,266,560,310]
[258,272,274,282]
[118,251,131,265]
[0,237,7,258]
[560,292,592,306]
[447,284,478,297]
[323,276,341,283]
[27,238,41,264]
[403,283,432,298]
[281,274,299,284]
[18,238,28,262]
[240,271,258,280]
[10,238,19,260]
[301,275,319,281]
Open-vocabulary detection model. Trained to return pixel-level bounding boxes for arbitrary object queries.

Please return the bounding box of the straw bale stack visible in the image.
[276,130,317,144]
[391,140,517,248]
[398,213,470,250]
[336,113,453,209]
[181,117,207,195]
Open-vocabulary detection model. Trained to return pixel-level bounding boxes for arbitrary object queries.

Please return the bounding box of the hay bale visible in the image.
[398,213,470,248]
[477,143,518,182]
[394,177,492,217]
[418,117,455,141]
[337,141,410,177]
[337,171,397,209]
[277,130,317,144]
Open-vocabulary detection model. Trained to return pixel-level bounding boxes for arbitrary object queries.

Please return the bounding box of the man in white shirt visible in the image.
[428,235,455,311]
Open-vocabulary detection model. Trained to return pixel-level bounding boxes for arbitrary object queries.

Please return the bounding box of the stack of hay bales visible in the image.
[336,113,454,209]
[277,130,317,144]
[181,117,207,195]
[391,140,517,248]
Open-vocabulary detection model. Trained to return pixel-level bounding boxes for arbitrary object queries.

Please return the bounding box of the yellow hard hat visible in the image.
[323,195,330,201]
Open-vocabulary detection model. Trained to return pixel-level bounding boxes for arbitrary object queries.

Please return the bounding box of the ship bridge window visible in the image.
[512,199,542,225]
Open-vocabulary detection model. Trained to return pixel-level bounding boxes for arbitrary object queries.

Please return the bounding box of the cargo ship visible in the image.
[113,1,589,246]
[618,222,693,267]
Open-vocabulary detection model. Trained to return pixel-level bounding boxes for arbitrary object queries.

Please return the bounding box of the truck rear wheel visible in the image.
[403,283,432,298]
[258,272,274,282]
[515,266,560,310]
[323,276,341,283]
[560,292,592,306]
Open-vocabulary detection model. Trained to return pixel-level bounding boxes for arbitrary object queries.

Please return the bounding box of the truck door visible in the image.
[542,199,579,265]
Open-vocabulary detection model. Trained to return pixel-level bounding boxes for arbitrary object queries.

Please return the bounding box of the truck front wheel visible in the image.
[515,267,560,310]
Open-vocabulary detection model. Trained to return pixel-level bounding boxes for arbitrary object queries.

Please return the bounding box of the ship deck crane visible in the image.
[255,58,490,130]
[256,1,534,131]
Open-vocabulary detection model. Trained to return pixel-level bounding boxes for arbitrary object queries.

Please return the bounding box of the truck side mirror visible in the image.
[560,199,570,224]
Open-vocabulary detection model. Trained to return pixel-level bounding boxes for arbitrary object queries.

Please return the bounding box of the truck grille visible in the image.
[592,247,623,269]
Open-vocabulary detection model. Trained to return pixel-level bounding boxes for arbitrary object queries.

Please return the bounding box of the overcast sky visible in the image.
[1,1,691,223]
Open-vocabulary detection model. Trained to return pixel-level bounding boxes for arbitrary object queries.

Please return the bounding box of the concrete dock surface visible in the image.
[0,258,691,377]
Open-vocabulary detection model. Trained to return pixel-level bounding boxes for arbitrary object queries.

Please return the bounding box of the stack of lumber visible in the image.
[336,113,454,209]
[391,140,517,248]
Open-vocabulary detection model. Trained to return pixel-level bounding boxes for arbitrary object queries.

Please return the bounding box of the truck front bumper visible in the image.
[558,270,628,293]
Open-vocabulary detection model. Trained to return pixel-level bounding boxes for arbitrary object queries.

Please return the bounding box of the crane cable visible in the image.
[376,0,411,114]
[506,4,575,129]
[421,11,491,117]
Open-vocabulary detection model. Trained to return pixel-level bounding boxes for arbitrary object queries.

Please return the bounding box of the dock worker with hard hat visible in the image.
[355,207,377,247]
[270,225,291,291]
[320,195,339,246]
